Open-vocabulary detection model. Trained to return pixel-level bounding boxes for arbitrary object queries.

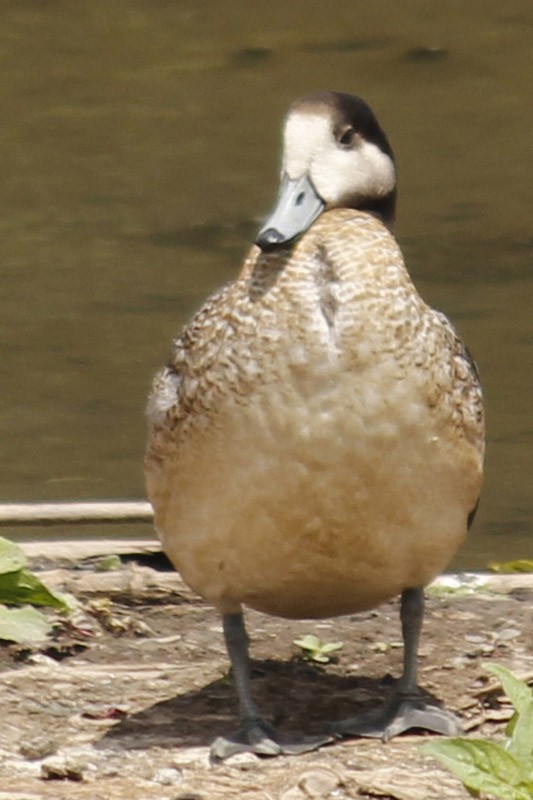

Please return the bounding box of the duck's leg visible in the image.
[210,611,332,760]
[331,587,462,740]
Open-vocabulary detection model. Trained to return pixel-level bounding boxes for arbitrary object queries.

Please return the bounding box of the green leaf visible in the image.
[293,634,343,663]
[0,537,69,611]
[424,666,533,800]
[320,641,344,654]
[0,605,52,643]
[0,568,68,611]
[0,537,27,574]
[422,739,528,799]
[94,554,122,572]
[294,635,321,651]
[484,663,533,716]
[489,559,533,573]
[508,699,533,766]
[506,711,519,738]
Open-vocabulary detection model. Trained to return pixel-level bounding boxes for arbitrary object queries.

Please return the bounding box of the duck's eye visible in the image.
[338,127,356,147]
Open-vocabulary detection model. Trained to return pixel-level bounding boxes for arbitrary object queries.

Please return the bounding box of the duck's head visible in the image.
[256,92,396,252]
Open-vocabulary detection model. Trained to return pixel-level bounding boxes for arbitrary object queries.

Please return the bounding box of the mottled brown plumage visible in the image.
[146,208,483,617]
[144,92,484,756]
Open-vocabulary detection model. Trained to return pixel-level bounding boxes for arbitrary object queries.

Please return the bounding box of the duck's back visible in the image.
[145,209,483,619]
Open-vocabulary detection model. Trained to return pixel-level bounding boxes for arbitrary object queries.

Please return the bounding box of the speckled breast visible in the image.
[145,211,484,619]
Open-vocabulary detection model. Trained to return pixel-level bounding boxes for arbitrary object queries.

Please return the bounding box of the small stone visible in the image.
[447,656,468,669]
[174,794,204,800]
[10,759,42,779]
[27,653,59,668]
[20,735,58,760]
[464,634,486,644]
[280,788,306,800]
[171,747,210,769]
[154,767,183,786]
[99,763,121,777]
[41,749,96,782]
[42,755,83,781]
[299,769,341,798]
[225,751,261,770]
[496,628,521,641]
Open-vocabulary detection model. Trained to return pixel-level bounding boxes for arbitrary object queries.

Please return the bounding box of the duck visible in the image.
[145,91,484,759]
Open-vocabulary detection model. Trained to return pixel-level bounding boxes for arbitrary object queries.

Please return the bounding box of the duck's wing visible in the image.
[144,281,237,499]
[431,308,485,459]
[149,281,237,420]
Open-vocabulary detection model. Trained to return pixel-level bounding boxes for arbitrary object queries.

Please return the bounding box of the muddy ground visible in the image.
[0,541,531,800]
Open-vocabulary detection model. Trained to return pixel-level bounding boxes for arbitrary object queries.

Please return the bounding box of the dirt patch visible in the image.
[0,546,531,799]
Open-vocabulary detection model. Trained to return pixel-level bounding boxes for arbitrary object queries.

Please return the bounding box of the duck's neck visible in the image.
[357,189,396,230]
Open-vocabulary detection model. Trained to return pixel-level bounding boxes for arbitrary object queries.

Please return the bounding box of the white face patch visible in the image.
[283,113,331,179]
[282,110,396,208]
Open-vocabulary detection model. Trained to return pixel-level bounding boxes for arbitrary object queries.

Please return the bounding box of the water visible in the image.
[1,1,532,567]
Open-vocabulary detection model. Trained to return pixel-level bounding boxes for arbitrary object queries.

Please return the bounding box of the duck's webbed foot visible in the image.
[331,691,462,741]
[211,716,331,760]
[214,612,332,761]
[332,587,462,742]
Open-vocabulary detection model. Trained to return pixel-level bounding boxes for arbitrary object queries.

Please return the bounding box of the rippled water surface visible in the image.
[1,1,532,566]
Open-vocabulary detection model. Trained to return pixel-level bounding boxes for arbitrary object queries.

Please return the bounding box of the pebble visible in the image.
[225,751,262,770]
[299,769,341,798]
[9,759,42,779]
[41,748,98,781]
[495,627,521,641]
[42,755,84,781]
[281,769,342,799]
[174,794,204,800]
[154,766,183,785]
[26,653,60,668]
[99,763,121,777]
[280,788,306,800]
[20,735,58,760]
[171,746,210,769]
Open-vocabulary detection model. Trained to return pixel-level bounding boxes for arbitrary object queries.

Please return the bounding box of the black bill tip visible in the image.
[255,227,287,252]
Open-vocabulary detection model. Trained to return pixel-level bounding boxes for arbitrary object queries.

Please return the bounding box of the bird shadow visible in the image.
[96,658,442,752]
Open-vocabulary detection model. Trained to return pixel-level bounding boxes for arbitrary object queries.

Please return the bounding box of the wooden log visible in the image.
[0,501,153,526]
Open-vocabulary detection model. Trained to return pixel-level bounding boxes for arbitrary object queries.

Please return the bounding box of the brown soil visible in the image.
[0,544,531,800]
